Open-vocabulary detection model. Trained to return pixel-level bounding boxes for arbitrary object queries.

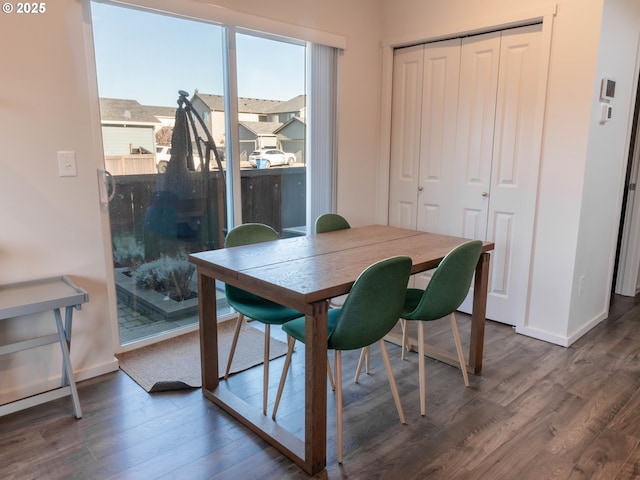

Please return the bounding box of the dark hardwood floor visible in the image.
[3,294,640,479]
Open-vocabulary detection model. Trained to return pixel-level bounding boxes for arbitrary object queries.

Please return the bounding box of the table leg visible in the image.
[304,300,328,474]
[198,273,219,391]
[196,270,327,475]
[469,251,490,374]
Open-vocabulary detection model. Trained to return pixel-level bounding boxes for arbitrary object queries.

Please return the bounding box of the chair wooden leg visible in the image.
[272,336,296,420]
[327,354,336,391]
[262,324,271,416]
[400,319,409,360]
[224,314,244,380]
[353,347,366,383]
[365,345,370,373]
[335,350,344,464]
[450,313,470,387]
[378,339,406,424]
[418,321,427,416]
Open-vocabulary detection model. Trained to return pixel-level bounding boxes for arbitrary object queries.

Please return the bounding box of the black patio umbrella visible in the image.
[144,91,225,257]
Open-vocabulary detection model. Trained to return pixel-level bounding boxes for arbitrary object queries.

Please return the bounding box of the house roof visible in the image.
[144,105,177,119]
[273,116,306,134]
[265,94,306,114]
[240,121,283,135]
[193,93,285,114]
[99,98,161,124]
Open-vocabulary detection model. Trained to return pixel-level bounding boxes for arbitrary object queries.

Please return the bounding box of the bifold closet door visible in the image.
[388,24,544,325]
[453,24,543,323]
[483,23,543,322]
[388,39,461,232]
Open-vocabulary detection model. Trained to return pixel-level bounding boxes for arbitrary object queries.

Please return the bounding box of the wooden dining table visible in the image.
[189,224,494,475]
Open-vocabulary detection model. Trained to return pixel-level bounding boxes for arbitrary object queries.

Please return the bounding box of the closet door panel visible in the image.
[486,24,543,322]
[388,45,424,229]
[416,38,461,235]
[451,32,501,239]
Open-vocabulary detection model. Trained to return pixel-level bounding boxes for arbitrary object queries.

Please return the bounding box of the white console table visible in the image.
[0,276,89,418]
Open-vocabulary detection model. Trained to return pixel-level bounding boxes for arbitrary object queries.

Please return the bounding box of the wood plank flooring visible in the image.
[3,294,640,479]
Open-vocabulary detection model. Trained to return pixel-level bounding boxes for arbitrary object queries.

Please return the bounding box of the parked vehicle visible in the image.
[249,148,296,168]
[155,145,171,173]
[156,145,206,172]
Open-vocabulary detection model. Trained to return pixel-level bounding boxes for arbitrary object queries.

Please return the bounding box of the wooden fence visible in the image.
[108,167,306,260]
[105,154,157,175]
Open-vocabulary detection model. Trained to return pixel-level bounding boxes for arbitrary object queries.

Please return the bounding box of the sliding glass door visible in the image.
[90,2,307,347]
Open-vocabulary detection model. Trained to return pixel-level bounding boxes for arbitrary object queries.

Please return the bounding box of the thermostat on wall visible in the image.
[600,77,616,101]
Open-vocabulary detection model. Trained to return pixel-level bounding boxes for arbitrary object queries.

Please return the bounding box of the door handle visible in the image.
[418,186,424,191]
[481,192,488,197]
[98,168,116,205]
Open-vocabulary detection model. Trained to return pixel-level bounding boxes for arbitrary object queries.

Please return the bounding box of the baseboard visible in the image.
[0,358,119,407]
[516,311,608,347]
[565,311,608,346]
[516,325,571,347]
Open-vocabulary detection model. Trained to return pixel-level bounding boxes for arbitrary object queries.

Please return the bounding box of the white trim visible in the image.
[517,310,608,347]
[516,325,571,347]
[0,359,119,407]
[223,27,243,227]
[383,3,557,49]
[93,0,347,49]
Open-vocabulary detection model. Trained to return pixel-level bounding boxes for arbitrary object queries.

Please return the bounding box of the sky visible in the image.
[90,2,305,108]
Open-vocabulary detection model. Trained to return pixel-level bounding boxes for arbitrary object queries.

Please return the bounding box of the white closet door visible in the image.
[388,25,545,326]
[388,39,461,232]
[450,31,501,240]
[484,23,543,322]
[416,39,462,234]
[388,45,424,229]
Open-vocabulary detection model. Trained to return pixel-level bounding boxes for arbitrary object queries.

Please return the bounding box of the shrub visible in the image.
[133,252,195,301]
[112,234,145,269]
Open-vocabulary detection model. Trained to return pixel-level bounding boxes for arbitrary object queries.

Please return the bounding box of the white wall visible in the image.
[0,2,118,403]
[568,0,640,340]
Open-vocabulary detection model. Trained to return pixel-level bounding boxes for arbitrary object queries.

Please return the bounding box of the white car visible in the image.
[156,145,205,172]
[155,145,171,173]
[249,148,296,168]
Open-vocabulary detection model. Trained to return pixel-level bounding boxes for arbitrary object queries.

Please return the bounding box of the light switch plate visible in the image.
[58,151,77,177]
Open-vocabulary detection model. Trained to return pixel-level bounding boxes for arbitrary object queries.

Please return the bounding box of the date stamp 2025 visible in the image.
[2,3,47,14]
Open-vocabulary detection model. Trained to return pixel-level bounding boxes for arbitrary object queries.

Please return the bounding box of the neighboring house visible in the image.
[99,96,305,166]
[264,94,306,123]
[190,91,306,160]
[239,121,282,161]
[190,91,283,148]
[99,98,162,155]
[274,117,306,164]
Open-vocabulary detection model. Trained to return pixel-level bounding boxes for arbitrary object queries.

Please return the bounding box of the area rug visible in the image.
[116,319,288,393]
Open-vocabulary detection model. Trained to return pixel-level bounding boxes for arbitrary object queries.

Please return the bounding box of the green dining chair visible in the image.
[272,255,412,463]
[378,240,482,416]
[315,213,351,234]
[223,223,303,416]
[315,213,352,389]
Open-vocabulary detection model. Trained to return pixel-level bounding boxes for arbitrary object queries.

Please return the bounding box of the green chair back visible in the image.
[225,223,279,305]
[405,240,483,321]
[328,256,412,351]
[225,223,278,248]
[315,213,351,233]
